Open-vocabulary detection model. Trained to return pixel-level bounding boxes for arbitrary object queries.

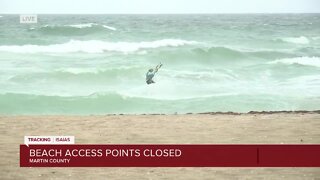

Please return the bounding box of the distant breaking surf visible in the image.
[67,23,117,31]
[0,39,198,53]
[280,36,310,44]
[270,57,320,68]
[34,23,117,31]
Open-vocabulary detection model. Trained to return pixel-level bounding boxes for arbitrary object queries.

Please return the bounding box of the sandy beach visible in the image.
[1,112,320,179]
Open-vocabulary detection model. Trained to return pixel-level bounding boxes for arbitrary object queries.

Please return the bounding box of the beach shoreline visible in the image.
[2,110,320,117]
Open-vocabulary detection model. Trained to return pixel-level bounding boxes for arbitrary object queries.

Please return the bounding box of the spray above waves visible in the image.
[0,39,197,53]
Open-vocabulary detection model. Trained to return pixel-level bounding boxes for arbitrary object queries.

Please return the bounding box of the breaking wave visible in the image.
[0,92,317,115]
[280,36,310,44]
[40,23,116,30]
[0,39,197,53]
[270,57,320,68]
[29,23,117,35]
[66,23,116,30]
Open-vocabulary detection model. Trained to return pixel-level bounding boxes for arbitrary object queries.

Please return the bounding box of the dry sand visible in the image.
[0,112,320,179]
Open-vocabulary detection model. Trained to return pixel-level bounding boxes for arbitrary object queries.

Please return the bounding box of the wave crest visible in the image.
[67,23,116,30]
[40,23,116,30]
[0,39,197,53]
[280,36,310,44]
[270,57,320,67]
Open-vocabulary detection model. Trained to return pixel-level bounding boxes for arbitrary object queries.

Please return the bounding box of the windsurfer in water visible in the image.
[146,63,162,84]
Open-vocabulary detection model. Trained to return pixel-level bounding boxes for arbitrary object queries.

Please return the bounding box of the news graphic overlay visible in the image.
[24,136,75,146]
[20,142,320,167]
[20,15,37,23]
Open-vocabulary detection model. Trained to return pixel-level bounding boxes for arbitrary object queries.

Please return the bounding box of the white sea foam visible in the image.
[67,23,116,30]
[281,36,310,44]
[40,23,117,30]
[0,39,197,53]
[270,57,320,67]
[67,23,96,28]
[102,25,116,31]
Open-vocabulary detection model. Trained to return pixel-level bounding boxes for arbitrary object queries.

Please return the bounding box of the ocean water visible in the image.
[0,14,320,114]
